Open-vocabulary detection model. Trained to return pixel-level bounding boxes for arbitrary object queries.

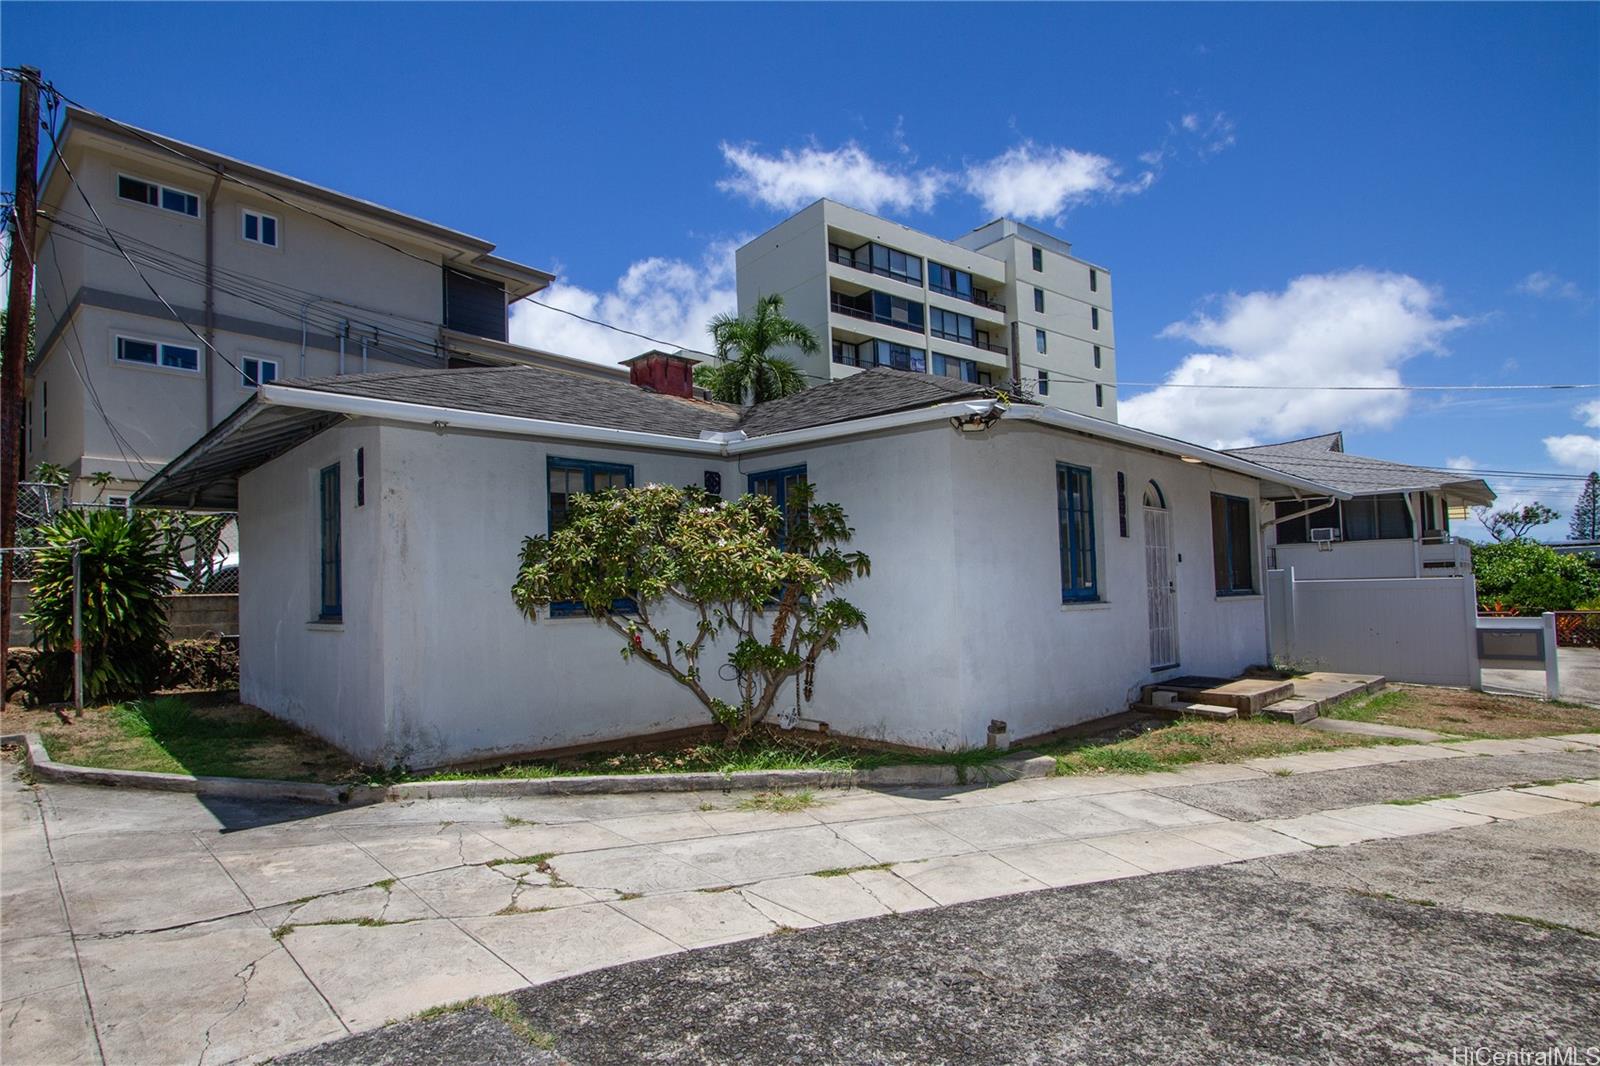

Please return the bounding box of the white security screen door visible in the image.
[1145,499,1179,670]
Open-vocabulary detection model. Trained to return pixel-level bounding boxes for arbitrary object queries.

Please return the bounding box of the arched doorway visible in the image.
[1144,481,1179,669]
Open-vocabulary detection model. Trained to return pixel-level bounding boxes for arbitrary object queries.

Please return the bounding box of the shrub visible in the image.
[1473,540,1600,614]
[23,509,176,701]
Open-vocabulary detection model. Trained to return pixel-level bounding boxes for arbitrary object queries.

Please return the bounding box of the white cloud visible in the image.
[1543,433,1600,473]
[961,142,1152,223]
[717,141,948,215]
[1516,271,1586,303]
[1445,455,1476,471]
[1119,270,1469,448]
[507,240,738,366]
[1576,398,1600,429]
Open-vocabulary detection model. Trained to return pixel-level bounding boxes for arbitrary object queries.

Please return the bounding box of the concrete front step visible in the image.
[1261,698,1319,725]
[1140,677,1296,716]
[1131,701,1238,722]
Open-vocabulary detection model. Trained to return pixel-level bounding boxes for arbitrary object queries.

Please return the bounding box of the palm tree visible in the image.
[695,294,817,405]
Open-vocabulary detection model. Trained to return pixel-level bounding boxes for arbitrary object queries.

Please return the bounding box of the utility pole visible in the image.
[2,66,41,676]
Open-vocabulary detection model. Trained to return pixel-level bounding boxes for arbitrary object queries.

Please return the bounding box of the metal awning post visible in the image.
[72,541,83,715]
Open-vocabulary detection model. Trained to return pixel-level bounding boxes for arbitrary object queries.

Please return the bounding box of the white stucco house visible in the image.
[1226,433,1495,580]
[134,355,1346,766]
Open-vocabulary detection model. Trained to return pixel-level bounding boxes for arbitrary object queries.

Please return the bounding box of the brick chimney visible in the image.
[621,349,700,399]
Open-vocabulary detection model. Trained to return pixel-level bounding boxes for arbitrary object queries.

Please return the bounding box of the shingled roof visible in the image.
[275,363,743,439]
[1226,432,1495,503]
[134,363,1004,506]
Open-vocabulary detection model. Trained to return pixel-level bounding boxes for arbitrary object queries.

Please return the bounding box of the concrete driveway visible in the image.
[2,734,1597,1065]
[1483,646,1600,704]
[285,809,1600,1066]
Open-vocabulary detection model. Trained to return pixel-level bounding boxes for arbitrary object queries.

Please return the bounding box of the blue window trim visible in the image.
[1057,463,1099,603]
[318,463,342,621]
[748,465,808,547]
[1212,492,1257,596]
[547,456,635,618]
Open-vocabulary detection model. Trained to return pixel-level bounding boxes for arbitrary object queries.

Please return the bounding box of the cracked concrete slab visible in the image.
[1,984,101,1065]
[457,903,679,982]
[613,890,779,948]
[335,823,514,877]
[400,864,595,918]
[56,852,252,935]
[211,839,395,908]
[280,917,525,1030]
[830,815,979,863]
[652,824,877,884]
[75,915,344,1065]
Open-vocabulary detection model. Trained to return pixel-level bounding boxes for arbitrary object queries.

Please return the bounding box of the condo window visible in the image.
[868,339,925,373]
[1091,307,1101,331]
[1034,288,1045,313]
[1035,329,1047,354]
[1093,345,1102,369]
[933,353,990,385]
[1057,464,1098,602]
[117,174,199,218]
[1211,493,1256,596]
[241,357,279,388]
[1096,385,1105,408]
[928,263,973,301]
[116,335,199,372]
[930,307,976,346]
[318,464,342,621]
[1089,268,1099,292]
[1031,247,1044,272]
[1038,370,1050,395]
[869,244,923,286]
[548,457,635,617]
[242,209,279,247]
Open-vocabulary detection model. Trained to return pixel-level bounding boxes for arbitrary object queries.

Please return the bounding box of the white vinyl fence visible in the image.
[1266,568,1481,687]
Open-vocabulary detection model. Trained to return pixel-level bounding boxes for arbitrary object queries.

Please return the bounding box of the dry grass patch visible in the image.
[1323,687,1600,739]
[1044,717,1387,775]
[1,697,366,783]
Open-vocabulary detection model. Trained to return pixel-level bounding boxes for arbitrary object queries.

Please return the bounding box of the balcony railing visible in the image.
[830,298,926,335]
[929,284,1006,313]
[828,247,922,287]
[974,338,1008,356]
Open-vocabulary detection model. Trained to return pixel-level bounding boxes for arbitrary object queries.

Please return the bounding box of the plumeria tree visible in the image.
[511,482,869,742]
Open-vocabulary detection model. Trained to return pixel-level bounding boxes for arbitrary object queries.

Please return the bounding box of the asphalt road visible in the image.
[279,808,1600,1066]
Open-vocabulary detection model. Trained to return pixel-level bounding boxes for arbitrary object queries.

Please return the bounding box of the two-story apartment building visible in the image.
[735,200,1117,419]
[25,106,623,503]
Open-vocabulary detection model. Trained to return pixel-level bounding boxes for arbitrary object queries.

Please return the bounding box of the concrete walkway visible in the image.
[2,735,1597,1065]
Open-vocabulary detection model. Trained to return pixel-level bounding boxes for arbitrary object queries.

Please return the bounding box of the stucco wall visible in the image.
[238,421,388,759]
[238,415,1275,764]
[946,421,1267,741]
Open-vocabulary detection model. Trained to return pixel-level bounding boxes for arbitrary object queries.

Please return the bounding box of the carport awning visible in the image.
[132,399,344,509]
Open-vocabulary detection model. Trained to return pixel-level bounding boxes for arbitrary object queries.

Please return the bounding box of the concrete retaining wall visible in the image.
[8,580,238,644]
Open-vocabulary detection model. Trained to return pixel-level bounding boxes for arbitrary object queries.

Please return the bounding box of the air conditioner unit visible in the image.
[1309,527,1341,543]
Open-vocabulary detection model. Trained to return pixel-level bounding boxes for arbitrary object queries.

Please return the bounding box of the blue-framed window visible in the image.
[749,465,808,548]
[1211,493,1257,595]
[547,457,634,617]
[1057,464,1098,602]
[318,464,342,621]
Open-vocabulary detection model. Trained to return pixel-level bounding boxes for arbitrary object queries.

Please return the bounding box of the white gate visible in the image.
[1145,506,1178,669]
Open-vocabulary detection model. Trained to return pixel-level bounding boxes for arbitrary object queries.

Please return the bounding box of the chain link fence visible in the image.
[12,481,238,593]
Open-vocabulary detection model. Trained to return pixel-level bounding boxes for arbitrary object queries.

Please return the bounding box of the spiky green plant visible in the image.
[24,509,177,700]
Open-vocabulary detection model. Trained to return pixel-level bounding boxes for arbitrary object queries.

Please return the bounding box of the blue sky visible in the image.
[4,3,1598,533]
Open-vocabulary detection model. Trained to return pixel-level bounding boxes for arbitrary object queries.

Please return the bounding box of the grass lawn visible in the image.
[1320,686,1600,740]
[1,697,367,783]
[1040,717,1392,776]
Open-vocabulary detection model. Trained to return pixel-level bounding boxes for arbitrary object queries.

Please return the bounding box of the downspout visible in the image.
[203,167,224,428]
[1407,491,1422,578]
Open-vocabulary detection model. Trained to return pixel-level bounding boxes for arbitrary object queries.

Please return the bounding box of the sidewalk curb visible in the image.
[3,731,1056,804]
